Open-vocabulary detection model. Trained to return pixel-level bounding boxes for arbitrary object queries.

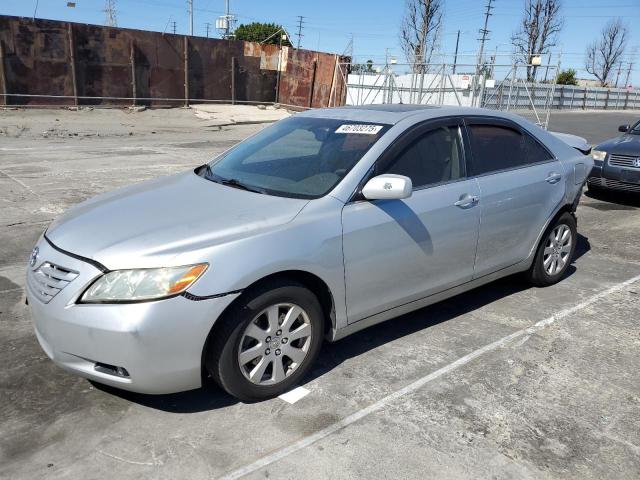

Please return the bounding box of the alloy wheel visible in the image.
[543,224,572,276]
[237,303,312,386]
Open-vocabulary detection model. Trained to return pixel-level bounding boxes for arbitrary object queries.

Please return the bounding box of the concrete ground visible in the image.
[1,107,639,480]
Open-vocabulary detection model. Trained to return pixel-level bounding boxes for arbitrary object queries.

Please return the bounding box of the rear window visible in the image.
[468,124,553,175]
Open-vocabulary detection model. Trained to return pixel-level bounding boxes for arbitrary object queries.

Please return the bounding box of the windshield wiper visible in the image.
[200,165,265,194]
[218,177,265,194]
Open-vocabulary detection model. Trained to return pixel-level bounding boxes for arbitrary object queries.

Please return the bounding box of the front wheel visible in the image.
[527,212,577,287]
[206,280,324,401]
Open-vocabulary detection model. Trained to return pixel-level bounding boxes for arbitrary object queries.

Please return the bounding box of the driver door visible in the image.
[341,118,481,323]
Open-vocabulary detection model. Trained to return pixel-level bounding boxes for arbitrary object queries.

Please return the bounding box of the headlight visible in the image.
[80,264,208,303]
[591,150,607,161]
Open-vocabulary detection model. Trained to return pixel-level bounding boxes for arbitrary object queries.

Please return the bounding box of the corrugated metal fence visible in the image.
[0,15,348,108]
[482,83,640,111]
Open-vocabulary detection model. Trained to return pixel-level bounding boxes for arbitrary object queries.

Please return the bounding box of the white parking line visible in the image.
[278,386,310,404]
[218,273,640,480]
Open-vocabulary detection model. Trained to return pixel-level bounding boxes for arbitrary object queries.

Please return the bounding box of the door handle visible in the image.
[454,194,479,208]
[546,172,562,184]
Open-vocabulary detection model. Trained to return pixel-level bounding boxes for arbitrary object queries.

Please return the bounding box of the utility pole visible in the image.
[476,0,493,75]
[544,52,552,82]
[187,0,193,36]
[615,61,622,88]
[224,0,231,39]
[624,61,634,88]
[295,15,305,49]
[172,21,177,35]
[623,47,637,88]
[104,0,117,27]
[205,22,211,38]
[452,30,461,74]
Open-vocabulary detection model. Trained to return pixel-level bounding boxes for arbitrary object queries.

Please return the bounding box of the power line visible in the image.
[104,0,117,27]
[295,15,305,49]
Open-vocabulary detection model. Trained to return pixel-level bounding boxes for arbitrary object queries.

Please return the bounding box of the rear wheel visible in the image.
[206,279,324,401]
[527,212,577,287]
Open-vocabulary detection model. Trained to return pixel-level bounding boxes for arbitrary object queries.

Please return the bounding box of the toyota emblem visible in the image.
[634,157,640,168]
[29,246,39,268]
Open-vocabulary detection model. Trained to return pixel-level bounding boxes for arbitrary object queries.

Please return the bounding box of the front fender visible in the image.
[184,196,348,331]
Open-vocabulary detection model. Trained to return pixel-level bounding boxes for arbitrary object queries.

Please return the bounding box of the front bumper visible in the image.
[587,160,640,193]
[26,238,239,394]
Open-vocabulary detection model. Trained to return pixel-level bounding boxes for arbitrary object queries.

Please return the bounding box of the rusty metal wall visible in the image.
[0,15,348,108]
[277,49,349,108]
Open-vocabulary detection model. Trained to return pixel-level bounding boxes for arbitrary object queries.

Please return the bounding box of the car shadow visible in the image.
[93,234,591,412]
[303,233,589,388]
[585,188,640,208]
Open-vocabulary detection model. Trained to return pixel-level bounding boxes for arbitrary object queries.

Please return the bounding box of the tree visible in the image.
[400,0,443,72]
[351,60,376,74]
[234,22,292,46]
[512,0,563,81]
[585,18,628,87]
[555,68,577,85]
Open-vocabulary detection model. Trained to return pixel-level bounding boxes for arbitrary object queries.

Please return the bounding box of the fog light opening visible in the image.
[94,362,130,378]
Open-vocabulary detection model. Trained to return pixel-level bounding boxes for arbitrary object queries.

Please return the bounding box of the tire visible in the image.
[527,212,577,287]
[205,279,324,401]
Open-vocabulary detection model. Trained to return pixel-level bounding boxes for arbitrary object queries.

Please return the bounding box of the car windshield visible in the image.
[201,117,391,199]
[631,121,640,133]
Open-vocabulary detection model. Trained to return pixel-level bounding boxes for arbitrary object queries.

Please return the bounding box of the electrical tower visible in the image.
[295,16,305,49]
[172,21,177,34]
[476,0,493,74]
[104,0,117,27]
[216,0,236,39]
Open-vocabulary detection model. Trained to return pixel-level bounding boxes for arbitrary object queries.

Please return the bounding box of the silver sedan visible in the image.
[26,105,592,401]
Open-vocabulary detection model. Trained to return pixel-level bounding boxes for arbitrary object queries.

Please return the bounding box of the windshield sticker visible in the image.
[335,124,383,135]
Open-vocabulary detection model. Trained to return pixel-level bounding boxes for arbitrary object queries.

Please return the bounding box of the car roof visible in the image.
[297,104,525,125]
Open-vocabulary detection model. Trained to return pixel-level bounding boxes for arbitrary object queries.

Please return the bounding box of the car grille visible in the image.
[609,154,640,168]
[588,177,640,193]
[27,262,79,304]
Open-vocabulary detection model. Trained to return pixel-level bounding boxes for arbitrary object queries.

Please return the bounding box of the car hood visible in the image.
[46,171,309,269]
[596,133,640,156]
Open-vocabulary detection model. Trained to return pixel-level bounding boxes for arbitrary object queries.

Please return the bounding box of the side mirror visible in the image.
[362,174,412,200]
[618,124,630,133]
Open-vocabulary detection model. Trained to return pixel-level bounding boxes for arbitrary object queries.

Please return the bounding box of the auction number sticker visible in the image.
[335,124,383,135]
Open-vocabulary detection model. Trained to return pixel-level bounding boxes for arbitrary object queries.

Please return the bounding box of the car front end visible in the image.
[26,234,239,394]
[587,121,640,193]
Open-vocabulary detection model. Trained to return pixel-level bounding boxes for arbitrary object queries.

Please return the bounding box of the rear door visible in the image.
[465,117,564,277]
[342,118,482,323]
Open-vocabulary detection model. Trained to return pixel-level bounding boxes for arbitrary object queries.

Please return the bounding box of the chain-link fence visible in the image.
[339,60,639,129]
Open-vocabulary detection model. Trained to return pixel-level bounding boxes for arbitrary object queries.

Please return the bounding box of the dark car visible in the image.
[587,120,640,194]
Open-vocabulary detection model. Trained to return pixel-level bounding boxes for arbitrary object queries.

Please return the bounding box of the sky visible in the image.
[2,0,639,85]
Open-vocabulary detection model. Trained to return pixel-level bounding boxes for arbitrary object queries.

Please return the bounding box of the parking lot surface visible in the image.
[1,107,639,479]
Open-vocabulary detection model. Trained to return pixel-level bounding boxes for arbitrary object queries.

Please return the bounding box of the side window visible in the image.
[521,130,554,164]
[468,124,553,175]
[383,126,464,189]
